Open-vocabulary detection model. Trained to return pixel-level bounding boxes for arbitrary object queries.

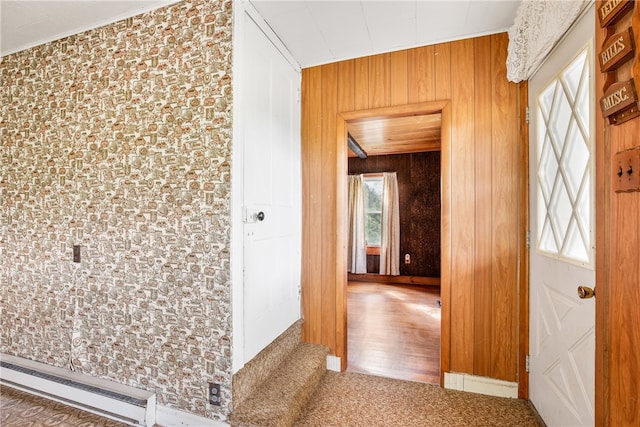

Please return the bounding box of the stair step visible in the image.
[229,343,329,427]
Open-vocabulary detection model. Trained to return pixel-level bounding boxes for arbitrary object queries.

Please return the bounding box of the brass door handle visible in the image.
[578,285,595,299]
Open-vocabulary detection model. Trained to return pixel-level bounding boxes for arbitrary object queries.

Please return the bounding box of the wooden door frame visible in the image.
[594,5,609,422]
[594,72,609,427]
[335,100,452,385]
[518,82,530,399]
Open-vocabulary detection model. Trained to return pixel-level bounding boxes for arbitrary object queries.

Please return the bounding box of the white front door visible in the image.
[241,14,302,363]
[529,4,596,426]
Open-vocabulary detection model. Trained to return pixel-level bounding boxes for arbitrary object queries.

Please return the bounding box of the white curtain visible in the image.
[380,172,400,276]
[506,0,588,83]
[348,174,367,274]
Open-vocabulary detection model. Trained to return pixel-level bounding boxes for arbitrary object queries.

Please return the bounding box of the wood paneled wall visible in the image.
[348,152,441,278]
[595,3,640,424]
[301,33,524,383]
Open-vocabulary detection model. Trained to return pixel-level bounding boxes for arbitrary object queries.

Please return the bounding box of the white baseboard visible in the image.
[156,405,228,427]
[326,355,341,372]
[444,372,518,399]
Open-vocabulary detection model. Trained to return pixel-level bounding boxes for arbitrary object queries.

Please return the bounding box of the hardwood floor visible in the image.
[346,281,441,384]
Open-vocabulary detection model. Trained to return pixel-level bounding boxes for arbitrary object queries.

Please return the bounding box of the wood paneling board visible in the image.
[408,45,436,103]
[489,33,519,382]
[473,35,493,378]
[301,68,311,341]
[338,60,356,114]
[409,152,442,277]
[366,254,380,275]
[301,33,521,385]
[355,57,369,110]
[449,38,476,375]
[595,5,640,424]
[307,66,323,343]
[349,115,441,134]
[347,114,442,157]
[321,63,338,349]
[436,43,453,385]
[440,103,453,381]
[435,43,452,101]
[610,161,640,425]
[390,50,408,106]
[369,53,391,108]
[335,118,349,370]
[336,60,355,368]
[607,18,640,421]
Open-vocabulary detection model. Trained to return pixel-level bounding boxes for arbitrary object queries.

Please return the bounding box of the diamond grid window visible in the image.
[536,48,593,265]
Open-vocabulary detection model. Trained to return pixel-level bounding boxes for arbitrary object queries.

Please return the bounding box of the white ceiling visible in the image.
[250,0,521,67]
[1,0,521,67]
[0,1,181,57]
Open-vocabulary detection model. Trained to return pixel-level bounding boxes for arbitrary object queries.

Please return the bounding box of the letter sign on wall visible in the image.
[599,0,634,27]
[599,28,635,72]
[600,80,640,124]
[597,0,639,125]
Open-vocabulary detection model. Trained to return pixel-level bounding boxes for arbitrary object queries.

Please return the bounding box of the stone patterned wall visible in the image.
[0,0,233,420]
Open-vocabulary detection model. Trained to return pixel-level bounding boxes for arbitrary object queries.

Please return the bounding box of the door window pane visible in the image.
[536,47,593,266]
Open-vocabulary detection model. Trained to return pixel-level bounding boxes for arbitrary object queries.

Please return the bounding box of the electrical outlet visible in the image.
[208,382,221,406]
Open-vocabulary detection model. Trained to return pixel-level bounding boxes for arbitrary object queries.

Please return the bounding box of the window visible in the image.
[363,175,383,248]
[536,46,593,266]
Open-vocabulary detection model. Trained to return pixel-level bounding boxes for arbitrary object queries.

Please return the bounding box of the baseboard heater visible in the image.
[0,354,156,426]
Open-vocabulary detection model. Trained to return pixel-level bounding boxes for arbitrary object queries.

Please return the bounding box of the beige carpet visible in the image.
[295,371,542,427]
[1,372,543,426]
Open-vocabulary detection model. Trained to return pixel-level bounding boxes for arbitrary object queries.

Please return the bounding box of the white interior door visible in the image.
[241,14,301,363]
[529,4,595,426]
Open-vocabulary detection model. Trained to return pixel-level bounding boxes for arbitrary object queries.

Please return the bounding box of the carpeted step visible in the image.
[233,321,303,409]
[228,342,329,427]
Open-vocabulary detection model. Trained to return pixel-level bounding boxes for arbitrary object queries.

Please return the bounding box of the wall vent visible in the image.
[0,354,156,426]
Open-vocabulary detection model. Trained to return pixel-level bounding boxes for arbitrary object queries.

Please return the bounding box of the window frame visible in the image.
[534,43,595,269]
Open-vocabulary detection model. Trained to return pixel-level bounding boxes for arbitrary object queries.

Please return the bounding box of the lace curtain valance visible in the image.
[506,0,589,83]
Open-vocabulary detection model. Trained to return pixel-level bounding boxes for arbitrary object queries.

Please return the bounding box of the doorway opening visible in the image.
[337,101,452,385]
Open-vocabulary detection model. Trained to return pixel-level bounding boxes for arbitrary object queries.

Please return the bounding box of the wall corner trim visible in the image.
[443,372,518,399]
[326,355,341,372]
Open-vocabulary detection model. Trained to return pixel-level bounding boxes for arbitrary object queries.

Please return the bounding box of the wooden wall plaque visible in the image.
[600,80,640,124]
[599,0,635,27]
[599,0,640,125]
[599,27,635,72]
